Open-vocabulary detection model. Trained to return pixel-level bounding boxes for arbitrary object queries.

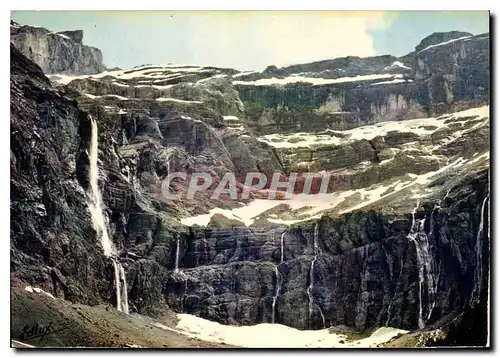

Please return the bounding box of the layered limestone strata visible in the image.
[10,21,106,75]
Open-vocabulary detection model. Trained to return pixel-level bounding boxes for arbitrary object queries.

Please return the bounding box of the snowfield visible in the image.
[178,150,489,228]
[233,73,404,87]
[48,63,226,85]
[169,313,408,348]
[257,106,489,149]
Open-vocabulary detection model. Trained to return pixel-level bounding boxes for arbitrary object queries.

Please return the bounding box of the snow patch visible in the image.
[174,313,408,348]
[180,199,283,227]
[384,61,411,71]
[233,70,259,78]
[223,116,241,121]
[417,36,472,53]
[370,79,413,86]
[83,93,128,101]
[156,98,202,104]
[25,286,56,299]
[196,74,228,83]
[48,32,71,40]
[233,73,399,87]
[258,105,489,149]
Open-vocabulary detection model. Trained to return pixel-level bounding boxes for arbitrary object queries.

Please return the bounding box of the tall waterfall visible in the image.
[271,230,286,323]
[112,259,130,313]
[280,231,286,264]
[471,196,489,306]
[88,116,114,257]
[174,237,180,273]
[88,117,129,314]
[271,266,281,324]
[307,223,326,329]
[407,200,436,329]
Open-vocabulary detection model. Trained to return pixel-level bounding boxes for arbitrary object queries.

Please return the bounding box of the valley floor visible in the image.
[11,280,441,349]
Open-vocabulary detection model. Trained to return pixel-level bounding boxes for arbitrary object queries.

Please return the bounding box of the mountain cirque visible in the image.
[10,22,490,347]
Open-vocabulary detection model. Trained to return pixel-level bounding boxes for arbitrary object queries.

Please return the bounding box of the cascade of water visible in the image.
[471,196,489,305]
[280,231,286,264]
[174,237,180,273]
[407,200,424,329]
[429,200,441,237]
[407,200,436,329]
[112,259,121,311]
[307,260,316,317]
[419,218,425,232]
[118,263,130,314]
[88,117,114,257]
[417,218,437,323]
[271,266,281,324]
[307,223,326,329]
[427,196,445,299]
[443,189,451,202]
[385,255,404,326]
[87,117,129,313]
[410,200,420,233]
[408,235,424,329]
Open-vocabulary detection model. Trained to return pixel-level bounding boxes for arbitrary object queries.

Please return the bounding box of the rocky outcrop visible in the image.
[413,33,489,115]
[256,105,489,174]
[234,31,489,135]
[10,21,106,75]
[263,55,402,79]
[10,43,109,304]
[415,31,473,53]
[165,169,489,331]
[235,75,424,134]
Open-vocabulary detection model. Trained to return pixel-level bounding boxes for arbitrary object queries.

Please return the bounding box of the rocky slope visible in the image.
[10,22,490,347]
[10,21,106,75]
[10,43,109,305]
[11,281,231,348]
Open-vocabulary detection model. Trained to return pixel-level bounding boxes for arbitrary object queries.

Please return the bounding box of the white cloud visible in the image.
[185,11,393,70]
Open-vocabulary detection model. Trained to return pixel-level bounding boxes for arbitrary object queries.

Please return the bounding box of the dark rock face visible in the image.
[415,31,473,53]
[414,33,489,114]
[236,81,425,134]
[165,171,489,331]
[10,21,106,75]
[10,45,180,315]
[264,55,400,79]
[10,44,110,304]
[57,30,84,44]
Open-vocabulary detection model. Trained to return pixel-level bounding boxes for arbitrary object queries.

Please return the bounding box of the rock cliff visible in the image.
[234,33,488,135]
[10,21,106,75]
[10,43,109,305]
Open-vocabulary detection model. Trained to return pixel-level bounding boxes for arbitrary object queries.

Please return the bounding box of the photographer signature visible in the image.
[20,322,68,342]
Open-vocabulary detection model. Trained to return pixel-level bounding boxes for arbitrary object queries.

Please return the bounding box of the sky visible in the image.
[11,10,489,71]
